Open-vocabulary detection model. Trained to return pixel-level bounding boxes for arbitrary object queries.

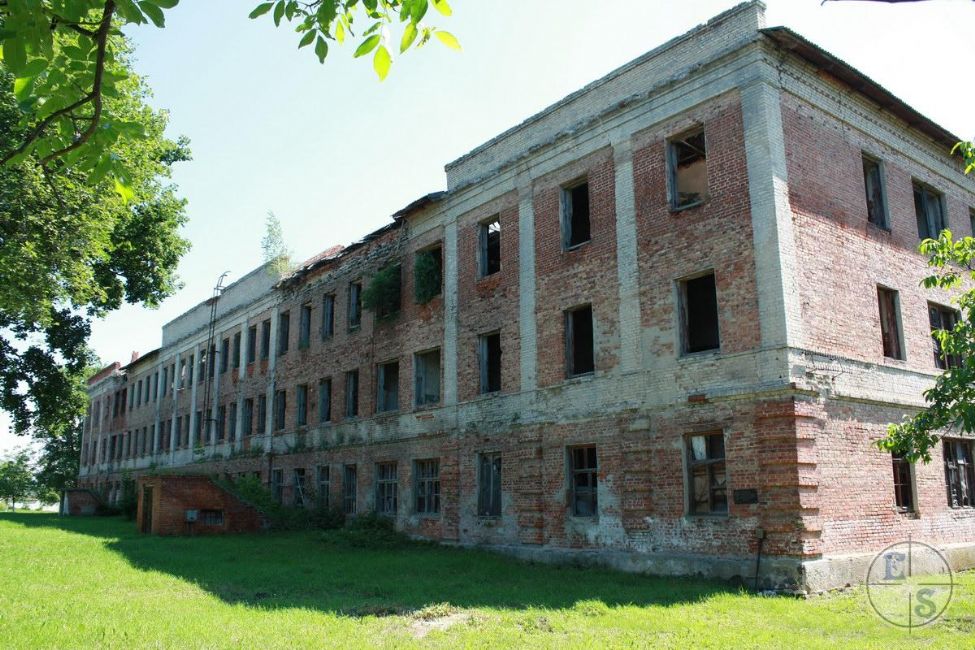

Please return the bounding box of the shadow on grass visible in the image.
[1,512,740,616]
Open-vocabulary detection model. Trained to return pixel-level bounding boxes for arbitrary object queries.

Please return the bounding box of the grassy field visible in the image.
[0,513,972,649]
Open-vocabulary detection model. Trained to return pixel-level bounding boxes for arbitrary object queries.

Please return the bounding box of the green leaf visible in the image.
[249,3,274,18]
[273,1,286,26]
[431,0,452,17]
[373,45,391,81]
[315,36,329,63]
[298,30,316,49]
[13,77,35,102]
[138,1,166,27]
[335,20,346,44]
[22,58,48,77]
[400,22,417,53]
[434,30,460,51]
[148,0,180,8]
[114,179,136,203]
[3,38,27,75]
[353,34,381,58]
[411,0,428,23]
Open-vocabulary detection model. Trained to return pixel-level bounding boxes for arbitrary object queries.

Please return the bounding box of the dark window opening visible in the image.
[681,273,720,354]
[878,287,904,360]
[228,402,237,441]
[479,332,502,394]
[220,338,229,373]
[862,154,888,228]
[944,438,975,508]
[247,325,257,364]
[929,303,961,370]
[299,303,312,349]
[414,349,441,407]
[296,384,308,426]
[318,378,331,423]
[375,461,398,515]
[562,181,591,249]
[317,465,330,508]
[414,246,443,304]
[258,394,267,435]
[343,464,357,514]
[376,361,399,413]
[293,468,306,507]
[478,452,502,517]
[345,370,359,418]
[271,469,284,504]
[274,389,286,431]
[565,305,595,377]
[200,509,224,526]
[892,454,914,513]
[349,282,362,330]
[217,405,226,442]
[669,128,707,209]
[914,181,946,240]
[278,311,290,356]
[261,320,271,360]
[570,446,598,517]
[243,398,253,436]
[232,331,241,368]
[479,217,501,277]
[415,459,440,515]
[321,294,335,339]
[686,432,727,515]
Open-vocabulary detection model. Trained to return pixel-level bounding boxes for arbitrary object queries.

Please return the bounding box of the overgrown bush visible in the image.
[414,249,442,304]
[363,264,402,320]
[320,512,412,549]
[118,473,137,520]
[217,475,345,532]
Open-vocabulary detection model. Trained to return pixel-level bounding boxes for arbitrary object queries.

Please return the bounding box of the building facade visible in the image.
[78,2,975,591]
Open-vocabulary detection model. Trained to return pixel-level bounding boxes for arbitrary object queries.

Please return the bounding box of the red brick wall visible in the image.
[137,475,265,536]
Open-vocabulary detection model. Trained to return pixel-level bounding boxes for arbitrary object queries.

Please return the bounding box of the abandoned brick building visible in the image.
[77,2,975,591]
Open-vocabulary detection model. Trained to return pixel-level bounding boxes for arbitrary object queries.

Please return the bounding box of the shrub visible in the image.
[118,473,137,520]
[320,512,412,549]
[309,504,346,530]
[362,264,401,320]
[414,249,442,304]
[217,475,345,532]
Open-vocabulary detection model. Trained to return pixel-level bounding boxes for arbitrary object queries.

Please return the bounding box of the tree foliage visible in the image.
[363,264,402,319]
[413,249,442,304]
[261,211,294,279]
[0,449,35,511]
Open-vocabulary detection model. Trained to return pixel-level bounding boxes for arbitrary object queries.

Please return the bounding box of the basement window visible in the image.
[479,217,501,277]
[685,432,727,515]
[299,303,312,349]
[376,361,399,413]
[944,438,975,508]
[345,370,359,418]
[569,446,598,517]
[274,389,286,431]
[415,459,441,515]
[200,509,224,526]
[561,180,591,249]
[261,319,271,360]
[680,272,720,354]
[892,454,915,513]
[478,331,502,394]
[878,287,904,360]
[348,282,362,330]
[565,305,595,377]
[929,302,961,370]
[669,127,707,209]
[914,181,947,240]
[343,464,357,515]
[478,452,502,517]
[862,154,888,228]
[375,461,398,516]
[414,349,441,407]
[296,384,308,426]
[278,311,290,356]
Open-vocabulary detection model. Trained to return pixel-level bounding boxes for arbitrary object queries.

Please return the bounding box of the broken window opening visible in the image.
[319,378,331,423]
[686,432,727,515]
[220,338,229,373]
[293,468,306,507]
[232,331,241,368]
[343,464,357,514]
[260,320,271,360]
[271,469,284,504]
[278,311,290,356]
[929,303,961,370]
[914,181,947,240]
[348,282,362,330]
[257,394,267,435]
[570,446,598,517]
[944,438,975,508]
[479,217,502,277]
[274,389,286,431]
[669,128,707,209]
[862,154,888,228]
[376,361,400,413]
[345,370,359,418]
[892,454,915,513]
[243,398,253,437]
[415,349,441,407]
[562,181,591,249]
[478,452,502,517]
[317,465,330,509]
[479,331,502,394]
[415,459,441,515]
[247,325,257,364]
[299,303,312,349]
[878,287,904,360]
[565,305,595,377]
[321,294,335,339]
[681,272,720,354]
[228,402,237,441]
[414,245,443,304]
[296,383,308,427]
[375,461,398,516]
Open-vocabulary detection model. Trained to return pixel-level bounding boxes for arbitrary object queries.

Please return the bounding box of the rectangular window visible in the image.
[201,509,224,526]
[318,378,331,423]
[296,384,308,426]
[569,446,598,517]
[274,389,286,431]
[321,294,335,339]
[929,303,961,369]
[278,311,290,356]
[136,380,142,407]
[317,465,330,508]
[343,464,357,514]
[271,469,284,504]
[258,394,267,434]
[374,265,402,319]
[376,361,400,413]
[892,454,915,513]
[348,282,362,330]
[669,127,707,209]
[175,417,182,448]
[561,180,591,249]
[414,349,441,407]
[247,325,257,364]
[228,402,237,441]
[878,287,904,360]
[479,331,502,394]
[565,305,595,377]
[345,370,359,417]
[220,338,229,373]
[862,154,888,228]
[914,181,947,240]
[478,452,502,517]
[162,367,168,397]
[414,459,440,515]
[243,398,254,436]
[293,468,306,507]
[299,303,312,349]
[415,245,443,302]
[681,272,720,354]
[217,405,226,442]
[375,461,398,516]
[479,217,501,277]
[207,345,216,379]
[179,359,186,389]
[198,352,206,382]
[944,438,975,508]
[195,410,203,443]
[232,332,241,368]
[686,432,728,515]
[261,319,271,360]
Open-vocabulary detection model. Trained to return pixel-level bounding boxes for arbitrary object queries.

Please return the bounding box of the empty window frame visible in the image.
[136,380,142,407]
[278,311,291,356]
[414,349,441,407]
[944,438,975,508]
[862,154,889,228]
[929,303,961,370]
[914,181,947,240]
[247,325,257,364]
[415,459,440,515]
[293,468,306,507]
[479,217,501,277]
[296,384,308,427]
[228,402,237,441]
[274,389,286,431]
[321,294,335,339]
[565,305,595,377]
[414,245,443,302]
[162,367,168,397]
[318,378,332,423]
[258,394,267,434]
[375,461,398,516]
[271,469,284,504]
[201,509,224,526]
[478,452,502,517]
[680,272,720,354]
[892,454,915,513]
[345,370,359,418]
[242,398,254,436]
[374,265,403,319]
[217,405,226,442]
[376,361,400,413]
[686,432,728,515]
[342,464,357,514]
[348,282,362,330]
[207,345,216,379]
[261,320,271,360]
[478,331,502,394]
[878,287,905,360]
[299,303,312,349]
[669,127,707,209]
[232,331,241,368]
[569,446,598,517]
[317,465,330,508]
[561,180,591,249]
[220,338,230,373]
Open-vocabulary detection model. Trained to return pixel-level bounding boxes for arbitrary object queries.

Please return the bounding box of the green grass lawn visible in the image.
[0,513,972,649]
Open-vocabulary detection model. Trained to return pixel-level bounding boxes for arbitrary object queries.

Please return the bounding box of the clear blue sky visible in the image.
[2,0,974,453]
